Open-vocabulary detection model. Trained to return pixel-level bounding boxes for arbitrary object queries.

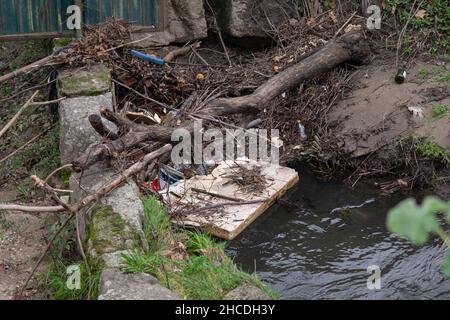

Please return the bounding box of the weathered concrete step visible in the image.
[98,268,181,300]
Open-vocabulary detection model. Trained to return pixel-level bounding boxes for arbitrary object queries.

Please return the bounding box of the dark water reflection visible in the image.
[227,164,450,300]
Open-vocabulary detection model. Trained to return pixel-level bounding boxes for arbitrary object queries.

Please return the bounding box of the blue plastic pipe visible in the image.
[130,50,165,66]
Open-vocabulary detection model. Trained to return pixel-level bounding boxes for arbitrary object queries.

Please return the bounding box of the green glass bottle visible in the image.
[395,68,407,84]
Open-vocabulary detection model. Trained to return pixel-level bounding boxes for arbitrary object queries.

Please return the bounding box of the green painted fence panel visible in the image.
[0,0,74,36]
[83,0,159,27]
[0,0,160,38]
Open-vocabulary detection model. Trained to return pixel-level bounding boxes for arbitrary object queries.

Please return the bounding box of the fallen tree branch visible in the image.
[1,144,173,214]
[164,42,201,63]
[72,145,172,210]
[89,115,120,140]
[0,204,65,213]
[0,55,59,84]
[30,97,66,106]
[73,110,189,171]
[0,91,39,139]
[191,188,246,203]
[9,145,173,299]
[202,31,367,116]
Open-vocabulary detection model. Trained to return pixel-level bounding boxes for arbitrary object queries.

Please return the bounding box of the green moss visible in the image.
[60,169,72,189]
[87,205,140,256]
[121,197,278,300]
[58,66,111,97]
[53,38,73,48]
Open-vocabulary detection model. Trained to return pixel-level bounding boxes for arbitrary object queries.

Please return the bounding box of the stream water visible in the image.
[227,164,450,300]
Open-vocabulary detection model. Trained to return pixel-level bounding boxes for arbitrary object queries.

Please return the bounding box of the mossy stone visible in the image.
[86,205,141,258]
[58,64,111,98]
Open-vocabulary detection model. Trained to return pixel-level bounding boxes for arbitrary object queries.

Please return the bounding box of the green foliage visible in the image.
[416,139,450,165]
[387,197,446,245]
[177,256,251,300]
[417,67,449,83]
[432,104,448,119]
[38,216,101,300]
[60,169,72,188]
[437,72,450,84]
[142,196,174,252]
[40,261,101,300]
[122,197,277,300]
[386,0,450,54]
[387,196,450,277]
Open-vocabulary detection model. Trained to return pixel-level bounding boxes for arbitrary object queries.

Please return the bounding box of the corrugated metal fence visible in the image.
[0,0,162,39]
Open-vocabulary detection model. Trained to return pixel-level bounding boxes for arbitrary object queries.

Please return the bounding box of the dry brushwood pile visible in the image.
[0,15,372,176]
[37,16,369,175]
[221,165,268,196]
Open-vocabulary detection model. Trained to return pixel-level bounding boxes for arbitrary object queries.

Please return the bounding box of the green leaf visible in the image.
[387,197,444,245]
[421,196,449,214]
[443,253,450,278]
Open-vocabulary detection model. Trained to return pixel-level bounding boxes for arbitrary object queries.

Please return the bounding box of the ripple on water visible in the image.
[227,165,450,300]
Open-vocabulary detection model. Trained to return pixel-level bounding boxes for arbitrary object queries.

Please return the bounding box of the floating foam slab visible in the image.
[162,159,299,240]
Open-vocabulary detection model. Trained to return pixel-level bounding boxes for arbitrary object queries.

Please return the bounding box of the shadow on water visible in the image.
[227,163,450,300]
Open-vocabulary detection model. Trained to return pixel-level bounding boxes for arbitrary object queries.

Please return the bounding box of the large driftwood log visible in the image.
[73,31,368,171]
[203,32,367,116]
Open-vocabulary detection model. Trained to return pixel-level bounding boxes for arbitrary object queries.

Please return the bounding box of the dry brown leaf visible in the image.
[306,17,316,27]
[344,24,362,33]
[415,9,427,19]
[329,11,338,24]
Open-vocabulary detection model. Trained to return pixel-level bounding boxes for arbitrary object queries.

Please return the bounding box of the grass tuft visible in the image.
[122,197,278,300]
[40,260,101,300]
[432,104,448,119]
[416,139,450,165]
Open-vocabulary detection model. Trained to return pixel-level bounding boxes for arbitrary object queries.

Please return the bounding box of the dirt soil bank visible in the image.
[0,196,53,300]
[328,58,449,158]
